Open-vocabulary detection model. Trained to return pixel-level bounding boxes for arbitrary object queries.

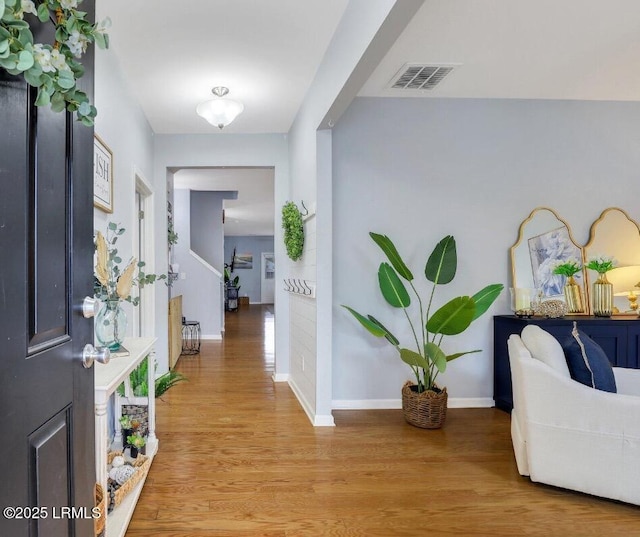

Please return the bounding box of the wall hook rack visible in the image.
[284,278,316,299]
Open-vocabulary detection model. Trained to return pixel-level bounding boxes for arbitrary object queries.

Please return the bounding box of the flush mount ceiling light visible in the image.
[196,87,244,129]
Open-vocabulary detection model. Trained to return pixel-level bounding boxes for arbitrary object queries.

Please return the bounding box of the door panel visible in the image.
[29,408,72,537]
[0,4,96,536]
[29,104,71,351]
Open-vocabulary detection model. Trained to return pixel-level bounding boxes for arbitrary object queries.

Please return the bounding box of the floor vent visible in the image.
[390,64,456,90]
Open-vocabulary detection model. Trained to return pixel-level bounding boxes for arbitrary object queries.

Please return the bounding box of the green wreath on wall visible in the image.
[0,0,110,125]
[282,201,304,261]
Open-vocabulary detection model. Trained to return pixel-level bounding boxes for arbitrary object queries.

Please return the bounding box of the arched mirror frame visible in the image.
[584,207,640,315]
[510,207,589,315]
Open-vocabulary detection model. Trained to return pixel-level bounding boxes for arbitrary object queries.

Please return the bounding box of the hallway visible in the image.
[126,305,640,536]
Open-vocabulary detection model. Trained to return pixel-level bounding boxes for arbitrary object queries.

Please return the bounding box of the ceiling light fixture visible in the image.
[196,87,244,129]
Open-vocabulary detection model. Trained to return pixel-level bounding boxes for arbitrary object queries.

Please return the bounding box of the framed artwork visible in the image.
[234,253,253,269]
[93,135,113,213]
[528,226,583,298]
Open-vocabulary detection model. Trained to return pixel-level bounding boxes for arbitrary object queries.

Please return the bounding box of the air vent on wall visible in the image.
[390,64,457,90]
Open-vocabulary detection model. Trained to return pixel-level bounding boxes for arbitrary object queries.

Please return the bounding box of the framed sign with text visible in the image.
[93,135,113,213]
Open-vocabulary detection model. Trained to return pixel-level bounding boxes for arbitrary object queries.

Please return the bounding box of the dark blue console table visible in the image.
[493,315,640,412]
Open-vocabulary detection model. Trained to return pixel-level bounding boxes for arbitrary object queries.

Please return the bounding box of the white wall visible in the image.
[153,134,290,377]
[286,0,419,425]
[332,96,640,407]
[171,189,223,338]
[94,7,168,369]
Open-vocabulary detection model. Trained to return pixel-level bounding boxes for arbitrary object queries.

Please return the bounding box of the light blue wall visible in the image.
[332,96,640,406]
[190,191,227,271]
[224,236,275,303]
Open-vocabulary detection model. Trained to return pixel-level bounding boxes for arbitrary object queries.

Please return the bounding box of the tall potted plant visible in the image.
[344,233,503,428]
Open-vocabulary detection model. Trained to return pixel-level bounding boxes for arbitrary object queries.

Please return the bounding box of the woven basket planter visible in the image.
[107,451,151,512]
[94,482,106,537]
[401,381,448,429]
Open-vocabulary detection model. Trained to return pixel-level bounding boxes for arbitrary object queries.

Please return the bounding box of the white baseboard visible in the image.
[287,377,335,427]
[312,414,335,427]
[448,397,494,408]
[332,397,495,410]
[287,377,313,422]
[272,373,289,382]
[201,334,222,340]
[333,399,401,410]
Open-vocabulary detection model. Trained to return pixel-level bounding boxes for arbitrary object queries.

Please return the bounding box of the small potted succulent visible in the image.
[126,432,146,459]
[119,415,134,447]
[119,415,141,448]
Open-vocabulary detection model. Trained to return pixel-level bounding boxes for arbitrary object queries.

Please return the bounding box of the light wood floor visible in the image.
[127,305,640,536]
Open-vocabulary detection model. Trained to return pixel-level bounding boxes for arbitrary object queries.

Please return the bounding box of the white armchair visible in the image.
[508,331,640,505]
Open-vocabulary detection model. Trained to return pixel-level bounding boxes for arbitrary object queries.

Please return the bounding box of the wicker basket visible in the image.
[94,482,106,537]
[107,451,151,511]
[401,381,448,429]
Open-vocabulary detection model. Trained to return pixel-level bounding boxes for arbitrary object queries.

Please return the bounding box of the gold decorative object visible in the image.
[539,299,568,318]
[563,275,584,314]
[592,272,614,317]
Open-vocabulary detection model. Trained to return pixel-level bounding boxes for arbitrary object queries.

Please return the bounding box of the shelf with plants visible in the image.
[94,337,157,537]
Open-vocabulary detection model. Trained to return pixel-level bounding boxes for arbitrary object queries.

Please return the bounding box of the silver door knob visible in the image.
[82,296,99,318]
[82,344,110,368]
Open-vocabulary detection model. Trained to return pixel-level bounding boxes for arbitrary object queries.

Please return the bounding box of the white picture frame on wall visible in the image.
[93,135,113,213]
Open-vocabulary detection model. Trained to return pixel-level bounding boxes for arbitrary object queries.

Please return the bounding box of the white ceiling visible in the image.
[174,168,274,236]
[360,0,640,102]
[104,0,349,134]
[104,0,640,235]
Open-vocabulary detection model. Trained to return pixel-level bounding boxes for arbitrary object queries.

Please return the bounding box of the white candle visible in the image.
[515,288,531,310]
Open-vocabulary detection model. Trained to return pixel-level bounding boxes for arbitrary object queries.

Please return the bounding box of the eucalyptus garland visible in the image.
[282,201,304,261]
[0,0,110,125]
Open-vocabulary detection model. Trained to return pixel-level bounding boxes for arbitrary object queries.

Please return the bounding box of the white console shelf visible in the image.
[94,337,158,537]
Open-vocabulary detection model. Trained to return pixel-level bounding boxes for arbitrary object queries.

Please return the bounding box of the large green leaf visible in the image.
[57,69,76,90]
[426,296,475,335]
[342,306,387,338]
[367,315,399,346]
[446,350,481,362]
[425,235,457,285]
[425,342,447,373]
[378,262,411,308]
[471,283,504,320]
[400,348,429,370]
[37,2,49,22]
[15,49,33,71]
[34,87,50,106]
[369,232,413,281]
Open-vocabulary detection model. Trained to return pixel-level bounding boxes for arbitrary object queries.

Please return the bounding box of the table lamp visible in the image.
[608,265,640,312]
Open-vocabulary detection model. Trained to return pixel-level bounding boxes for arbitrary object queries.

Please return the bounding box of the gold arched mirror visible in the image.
[510,207,587,313]
[584,208,640,315]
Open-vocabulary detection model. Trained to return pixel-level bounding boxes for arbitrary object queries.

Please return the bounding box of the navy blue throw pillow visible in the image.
[561,324,617,393]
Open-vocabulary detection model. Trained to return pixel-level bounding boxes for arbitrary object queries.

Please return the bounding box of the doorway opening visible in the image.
[261,252,275,304]
[133,169,155,337]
